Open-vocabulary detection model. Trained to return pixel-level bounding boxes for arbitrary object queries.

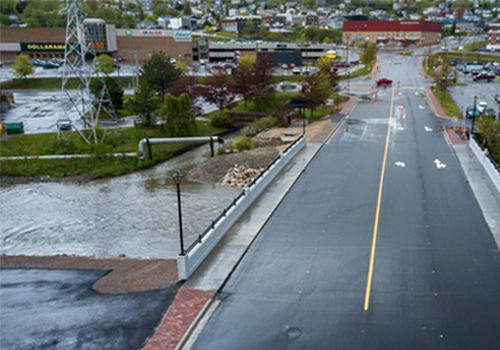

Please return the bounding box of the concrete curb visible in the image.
[175,108,355,350]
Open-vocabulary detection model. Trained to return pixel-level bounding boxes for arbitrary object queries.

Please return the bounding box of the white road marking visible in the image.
[434,159,447,169]
[415,92,420,96]
[395,161,406,168]
[424,126,433,132]
[419,105,425,109]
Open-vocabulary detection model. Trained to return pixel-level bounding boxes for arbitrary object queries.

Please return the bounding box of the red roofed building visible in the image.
[342,20,443,46]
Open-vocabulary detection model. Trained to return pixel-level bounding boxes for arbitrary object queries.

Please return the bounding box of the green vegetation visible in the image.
[0,122,222,179]
[9,54,35,82]
[453,41,487,52]
[0,77,137,90]
[477,117,500,166]
[432,88,462,118]
[340,63,374,81]
[233,136,253,151]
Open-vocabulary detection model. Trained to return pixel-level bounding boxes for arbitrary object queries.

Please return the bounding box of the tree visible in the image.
[234,55,256,107]
[126,77,161,127]
[315,57,339,90]
[96,54,116,75]
[451,0,471,19]
[252,55,275,110]
[10,54,35,82]
[90,77,124,111]
[88,0,99,12]
[138,1,145,20]
[162,93,198,137]
[22,0,65,27]
[301,71,331,118]
[169,73,203,116]
[183,1,192,15]
[141,51,181,94]
[360,42,378,65]
[201,66,237,111]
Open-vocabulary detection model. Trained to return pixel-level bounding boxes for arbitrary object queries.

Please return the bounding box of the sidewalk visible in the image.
[141,101,357,350]
[445,131,500,248]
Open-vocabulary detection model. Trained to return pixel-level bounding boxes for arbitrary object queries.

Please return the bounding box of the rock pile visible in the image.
[221,164,262,187]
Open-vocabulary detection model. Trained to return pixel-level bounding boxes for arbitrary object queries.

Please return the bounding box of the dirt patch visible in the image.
[0,255,178,294]
[186,147,279,182]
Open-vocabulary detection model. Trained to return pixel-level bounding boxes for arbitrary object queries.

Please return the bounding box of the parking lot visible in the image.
[449,75,500,119]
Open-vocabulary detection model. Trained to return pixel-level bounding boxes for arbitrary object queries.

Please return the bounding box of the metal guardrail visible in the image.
[184,134,305,255]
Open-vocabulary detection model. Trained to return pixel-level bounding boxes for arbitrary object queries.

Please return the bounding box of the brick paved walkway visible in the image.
[142,289,213,350]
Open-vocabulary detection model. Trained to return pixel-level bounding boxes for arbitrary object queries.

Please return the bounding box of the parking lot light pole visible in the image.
[173,171,185,256]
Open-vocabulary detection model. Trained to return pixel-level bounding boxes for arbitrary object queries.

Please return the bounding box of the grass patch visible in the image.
[0,122,222,179]
[340,64,373,81]
[0,76,137,90]
[431,88,462,119]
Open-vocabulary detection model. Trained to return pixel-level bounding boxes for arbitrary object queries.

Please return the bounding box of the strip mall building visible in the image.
[342,20,443,46]
[0,19,204,63]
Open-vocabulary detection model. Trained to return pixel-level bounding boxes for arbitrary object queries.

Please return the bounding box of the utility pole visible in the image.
[58,0,117,144]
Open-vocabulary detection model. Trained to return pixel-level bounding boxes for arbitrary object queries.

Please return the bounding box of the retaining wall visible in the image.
[470,135,500,195]
[178,135,306,280]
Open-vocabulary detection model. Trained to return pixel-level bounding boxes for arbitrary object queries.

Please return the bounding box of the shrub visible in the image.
[234,136,253,151]
[211,113,234,129]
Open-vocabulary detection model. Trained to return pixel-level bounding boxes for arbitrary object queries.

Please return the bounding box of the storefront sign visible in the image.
[141,29,165,36]
[89,41,105,50]
[21,43,66,52]
[174,31,192,42]
[125,29,133,36]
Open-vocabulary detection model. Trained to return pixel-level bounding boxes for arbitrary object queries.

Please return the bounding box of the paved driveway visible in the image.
[0,269,179,350]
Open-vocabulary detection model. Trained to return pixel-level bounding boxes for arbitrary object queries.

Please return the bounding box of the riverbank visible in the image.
[0,122,223,181]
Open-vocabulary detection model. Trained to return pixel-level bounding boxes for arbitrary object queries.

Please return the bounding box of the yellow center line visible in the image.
[364,85,395,311]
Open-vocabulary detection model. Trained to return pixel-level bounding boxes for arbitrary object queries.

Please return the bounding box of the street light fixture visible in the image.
[173,171,185,256]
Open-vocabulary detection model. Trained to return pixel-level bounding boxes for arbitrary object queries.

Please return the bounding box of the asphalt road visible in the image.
[192,56,500,349]
[0,269,179,350]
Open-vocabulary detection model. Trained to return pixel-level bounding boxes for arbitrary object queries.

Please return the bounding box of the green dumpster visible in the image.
[5,122,24,135]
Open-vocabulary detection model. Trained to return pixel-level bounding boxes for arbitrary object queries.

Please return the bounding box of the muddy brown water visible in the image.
[1,141,240,258]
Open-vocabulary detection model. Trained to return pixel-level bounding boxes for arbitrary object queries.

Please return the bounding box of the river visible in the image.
[0,141,240,258]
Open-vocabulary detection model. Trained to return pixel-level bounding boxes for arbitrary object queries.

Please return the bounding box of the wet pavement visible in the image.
[192,51,500,350]
[0,268,179,350]
[1,142,240,259]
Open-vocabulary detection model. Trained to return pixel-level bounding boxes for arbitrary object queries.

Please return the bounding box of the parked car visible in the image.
[495,93,500,103]
[49,58,64,66]
[482,107,496,117]
[476,101,489,113]
[0,61,3,68]
[169,58,176,66]
[350,60,360,65]
[473,72,496,82]
[281,63,289,69]
[42,61,59,69]
[57,119,72,131]
[292,67,302,75]
[334,61,349,68]
[32,59,45,67]
[465,105,481,119]
[288,63,296,69]
[471,69,480,76]
[376,78,393,87]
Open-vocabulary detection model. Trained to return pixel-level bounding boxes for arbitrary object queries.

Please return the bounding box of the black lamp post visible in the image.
[173,171,185,256]
[471,95,478,139]
[441,75,446,105]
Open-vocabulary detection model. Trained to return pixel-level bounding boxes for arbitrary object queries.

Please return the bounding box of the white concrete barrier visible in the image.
[178,135,306,280]
[470,136,500,194]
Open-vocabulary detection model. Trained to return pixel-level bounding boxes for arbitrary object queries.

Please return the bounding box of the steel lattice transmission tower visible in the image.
[58,0,117,144]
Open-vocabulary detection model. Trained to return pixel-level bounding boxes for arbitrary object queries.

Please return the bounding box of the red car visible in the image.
[473,73,496,82]
[376,78,393,87]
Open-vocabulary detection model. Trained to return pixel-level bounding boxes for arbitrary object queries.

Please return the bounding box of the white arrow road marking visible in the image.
[415,92,420,96]
[395,161,406,168]
[419,105,425,109]
[397,126,405,131]
[424,126,433,132]
[434,159,447,169]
